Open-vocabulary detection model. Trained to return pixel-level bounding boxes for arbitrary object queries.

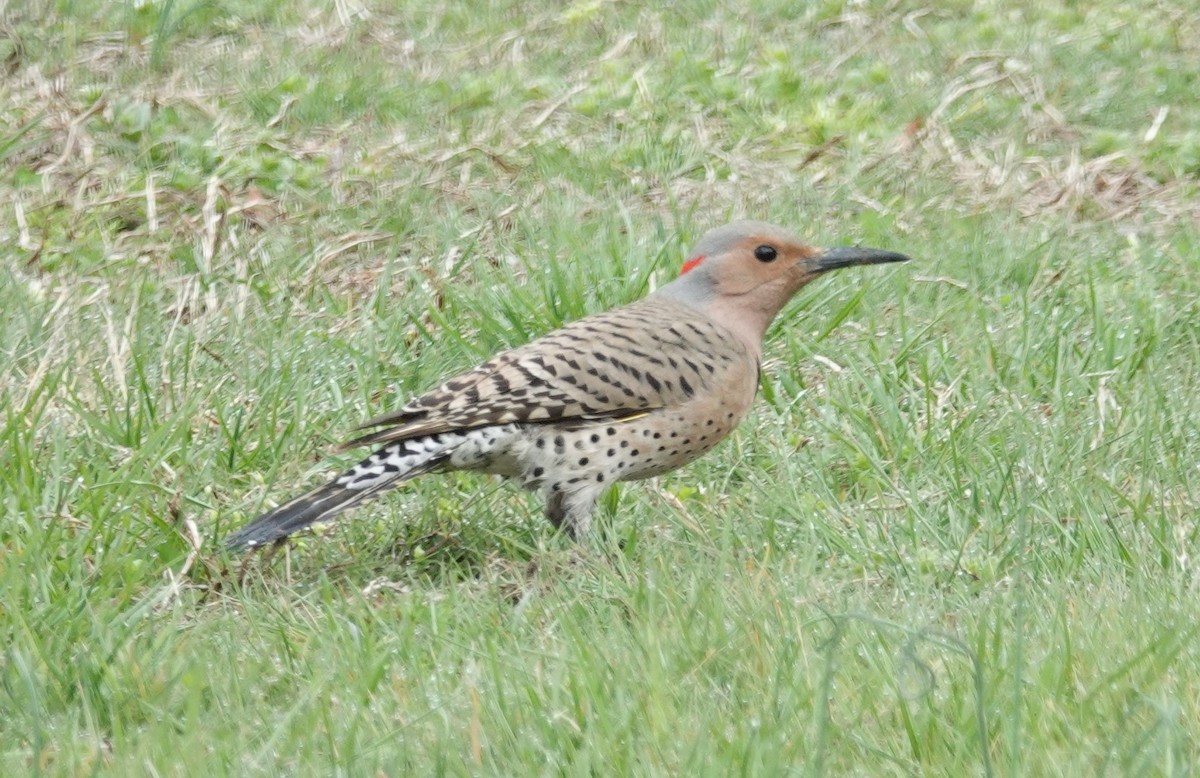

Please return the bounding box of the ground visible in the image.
[2,0,1199,774]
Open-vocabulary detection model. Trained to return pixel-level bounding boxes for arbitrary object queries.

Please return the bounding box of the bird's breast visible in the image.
[612,348,760,481]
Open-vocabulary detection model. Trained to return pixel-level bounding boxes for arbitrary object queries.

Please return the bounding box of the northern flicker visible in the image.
[224,221,908,550]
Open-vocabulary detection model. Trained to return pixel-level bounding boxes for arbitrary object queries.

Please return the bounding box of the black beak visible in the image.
[813,245,911,272]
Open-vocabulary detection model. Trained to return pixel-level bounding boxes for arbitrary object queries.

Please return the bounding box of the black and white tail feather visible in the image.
[225,432,471,550]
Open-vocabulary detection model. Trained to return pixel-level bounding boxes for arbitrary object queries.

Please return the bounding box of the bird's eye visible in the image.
[754,244,778,262]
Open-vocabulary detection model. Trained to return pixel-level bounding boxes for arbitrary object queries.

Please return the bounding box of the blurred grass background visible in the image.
[2,0,1199,774]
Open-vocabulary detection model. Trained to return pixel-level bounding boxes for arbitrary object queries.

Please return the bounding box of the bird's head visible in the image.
[657,220,910,351]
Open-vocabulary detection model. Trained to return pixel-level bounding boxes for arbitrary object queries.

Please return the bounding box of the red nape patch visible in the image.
[680,255,705,275]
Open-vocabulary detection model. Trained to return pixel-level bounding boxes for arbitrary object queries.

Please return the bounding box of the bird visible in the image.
[224,220,909,551]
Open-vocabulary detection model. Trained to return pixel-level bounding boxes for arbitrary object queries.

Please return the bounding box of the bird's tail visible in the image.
[223,479,383,550]
[224,434,457,551]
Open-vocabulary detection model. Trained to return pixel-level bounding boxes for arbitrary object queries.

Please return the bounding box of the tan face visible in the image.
[680,226,822,298]
[680,220,909,300]
[661,219,909,352]
[705,234,823,297]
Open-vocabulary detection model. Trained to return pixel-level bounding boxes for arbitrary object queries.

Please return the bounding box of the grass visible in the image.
[2,0,1199,773]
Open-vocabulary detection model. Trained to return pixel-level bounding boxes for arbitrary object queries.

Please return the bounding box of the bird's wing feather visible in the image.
[341,298,741,449]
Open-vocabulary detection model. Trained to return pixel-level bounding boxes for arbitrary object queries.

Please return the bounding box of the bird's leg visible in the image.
[543,484,600,540]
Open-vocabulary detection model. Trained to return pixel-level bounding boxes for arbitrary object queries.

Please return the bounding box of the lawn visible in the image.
[2,0,1199,774]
